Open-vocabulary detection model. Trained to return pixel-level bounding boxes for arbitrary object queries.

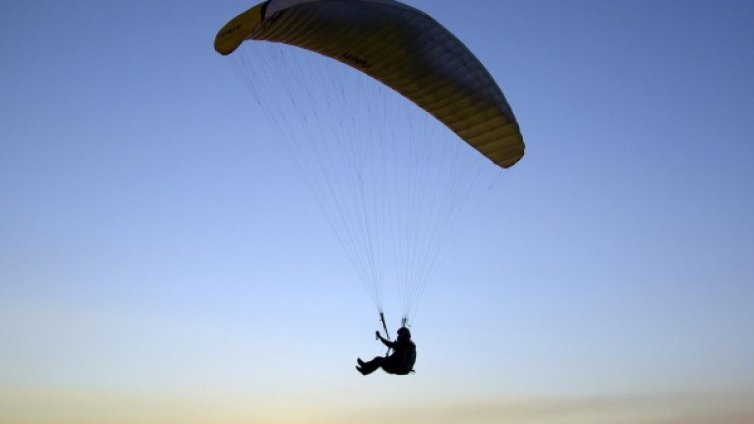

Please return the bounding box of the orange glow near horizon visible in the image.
[2,387,753,424]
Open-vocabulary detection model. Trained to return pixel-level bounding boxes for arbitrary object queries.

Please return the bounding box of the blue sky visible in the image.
[1,1,753,423]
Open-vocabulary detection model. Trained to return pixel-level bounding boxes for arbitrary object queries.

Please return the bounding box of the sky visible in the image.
[1,0,754,423]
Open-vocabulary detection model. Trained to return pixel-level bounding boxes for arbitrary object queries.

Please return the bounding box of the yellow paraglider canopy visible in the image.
[215,0,525,169]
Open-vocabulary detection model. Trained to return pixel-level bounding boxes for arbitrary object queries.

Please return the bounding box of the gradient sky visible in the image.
[2,1,753,423]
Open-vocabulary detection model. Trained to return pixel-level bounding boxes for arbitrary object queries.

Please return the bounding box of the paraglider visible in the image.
[357,327,416,376]
[215,0,525,374]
